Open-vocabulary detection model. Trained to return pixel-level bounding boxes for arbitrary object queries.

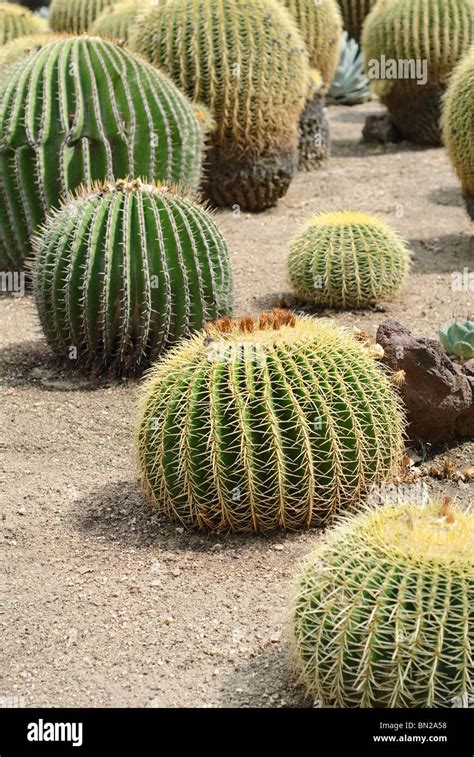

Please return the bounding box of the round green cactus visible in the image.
[0,1,46,45]
[337,0,377,43]
[33,179,233,375]
[136,310,405,533]
[91,1,150,43]
[288,212,410,309]
[442,48,474,220]
[439,319,474,361]
[363,0,474,146]
[0,35,206,271]
[292,498,474,707]
[131,0,310,211]
[50,0,121,33]
[0,32,54,72]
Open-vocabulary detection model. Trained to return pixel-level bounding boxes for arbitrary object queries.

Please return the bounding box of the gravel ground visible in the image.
[1,102,473,708]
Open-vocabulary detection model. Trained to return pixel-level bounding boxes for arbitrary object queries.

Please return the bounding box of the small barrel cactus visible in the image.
[327,32,371,105]
[91,1,150,43]
[281,0,342,170]
[50,0,121,33]
[363,0,474,146]
[439,319,474,361]
[0,35,206,271]
[136,310,405,533]
[442,48,474,220]
[131,0,310,212]
[0,33,55,72]
[292,498,474,707]
[337,0,377,43]
[288,212,410,309]
[0,1,46,45]
[33,179,233,375]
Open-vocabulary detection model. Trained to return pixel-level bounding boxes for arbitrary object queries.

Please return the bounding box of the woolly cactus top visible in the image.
[363,0,474,94]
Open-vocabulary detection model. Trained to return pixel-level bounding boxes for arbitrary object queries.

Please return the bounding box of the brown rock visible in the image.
[376,320,474,446]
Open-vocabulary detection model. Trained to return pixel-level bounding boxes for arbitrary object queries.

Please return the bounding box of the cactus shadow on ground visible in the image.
[408,233,474,274]
[427,186,464,208]
[73,480,303,553]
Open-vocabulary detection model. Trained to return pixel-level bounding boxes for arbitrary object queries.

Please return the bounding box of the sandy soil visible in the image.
[1,102,473,708]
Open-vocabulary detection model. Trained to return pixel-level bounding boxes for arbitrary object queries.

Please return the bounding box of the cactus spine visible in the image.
[34,179,233,375]
[0,36,206,271]
[131,0,310,211]
[0,2,46,45]
[50,0,121,33]
[363,0,474,146]
[91,1,150,43]
[442,48,474,220]
[292,499,474,707]
[288,212,411,309]
[337,0,377,43]
[136,311,405,533]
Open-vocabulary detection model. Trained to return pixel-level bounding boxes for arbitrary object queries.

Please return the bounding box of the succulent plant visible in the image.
[0,32,54,72]
[363,0,474,146]
[50,0,120,33]
[442,48,474,220]
[0,35,206,271]
[0,1,46,44]
[292,498,474,707]
[288,211,411,309]
[33,179,233,375]
[439,319,474,361]
[337,0,377,43]
[131,0,310,212]
[91,0,150,43]
[136,310,405,533]
[327,32,370,105]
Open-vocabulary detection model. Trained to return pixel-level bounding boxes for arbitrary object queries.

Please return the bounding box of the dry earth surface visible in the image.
[1,102,473,708]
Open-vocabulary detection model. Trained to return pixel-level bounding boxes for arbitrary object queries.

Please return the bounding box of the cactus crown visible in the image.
[34,178,233,374]
[131,0,310,155]
[292,498,474,707]
[442,47,474,197]
[0,2,46,44]
[50,0,121,34]
[137,311,405,533]
[288,211,411,308]
[281,0,343,85]
[363,0,474,96]
[91,1,150,42]
[0,34,205,270]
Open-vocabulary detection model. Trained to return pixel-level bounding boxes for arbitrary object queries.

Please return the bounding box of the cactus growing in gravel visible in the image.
[132,0,310,211]
[363,0,474,146]
[50,0,120,33]
[292,498,474,707]
[0,2,45,44]
[0,35,206,271]
[288,212,410,309]
[33,179,233,375]
[327,32,370,105]
[442,48,474,220]
[91,1,150,43]
[136,310,405,533]
[439,319,474,361]
[337,0,377,43]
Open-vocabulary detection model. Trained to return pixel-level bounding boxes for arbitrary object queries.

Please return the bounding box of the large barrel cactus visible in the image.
[136,310,405,533]
[50,0,121,33]
[442,48,474,220]
[131,0,310,212]
[0,35,206,271]
[288,211,411,309]
[91,1,150,43]
[292,498,474,707]
[0,2,46,45]
[337,0,377,43]
[34,179,233,375]
[363,0,474,146]
[281,0,343,170]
